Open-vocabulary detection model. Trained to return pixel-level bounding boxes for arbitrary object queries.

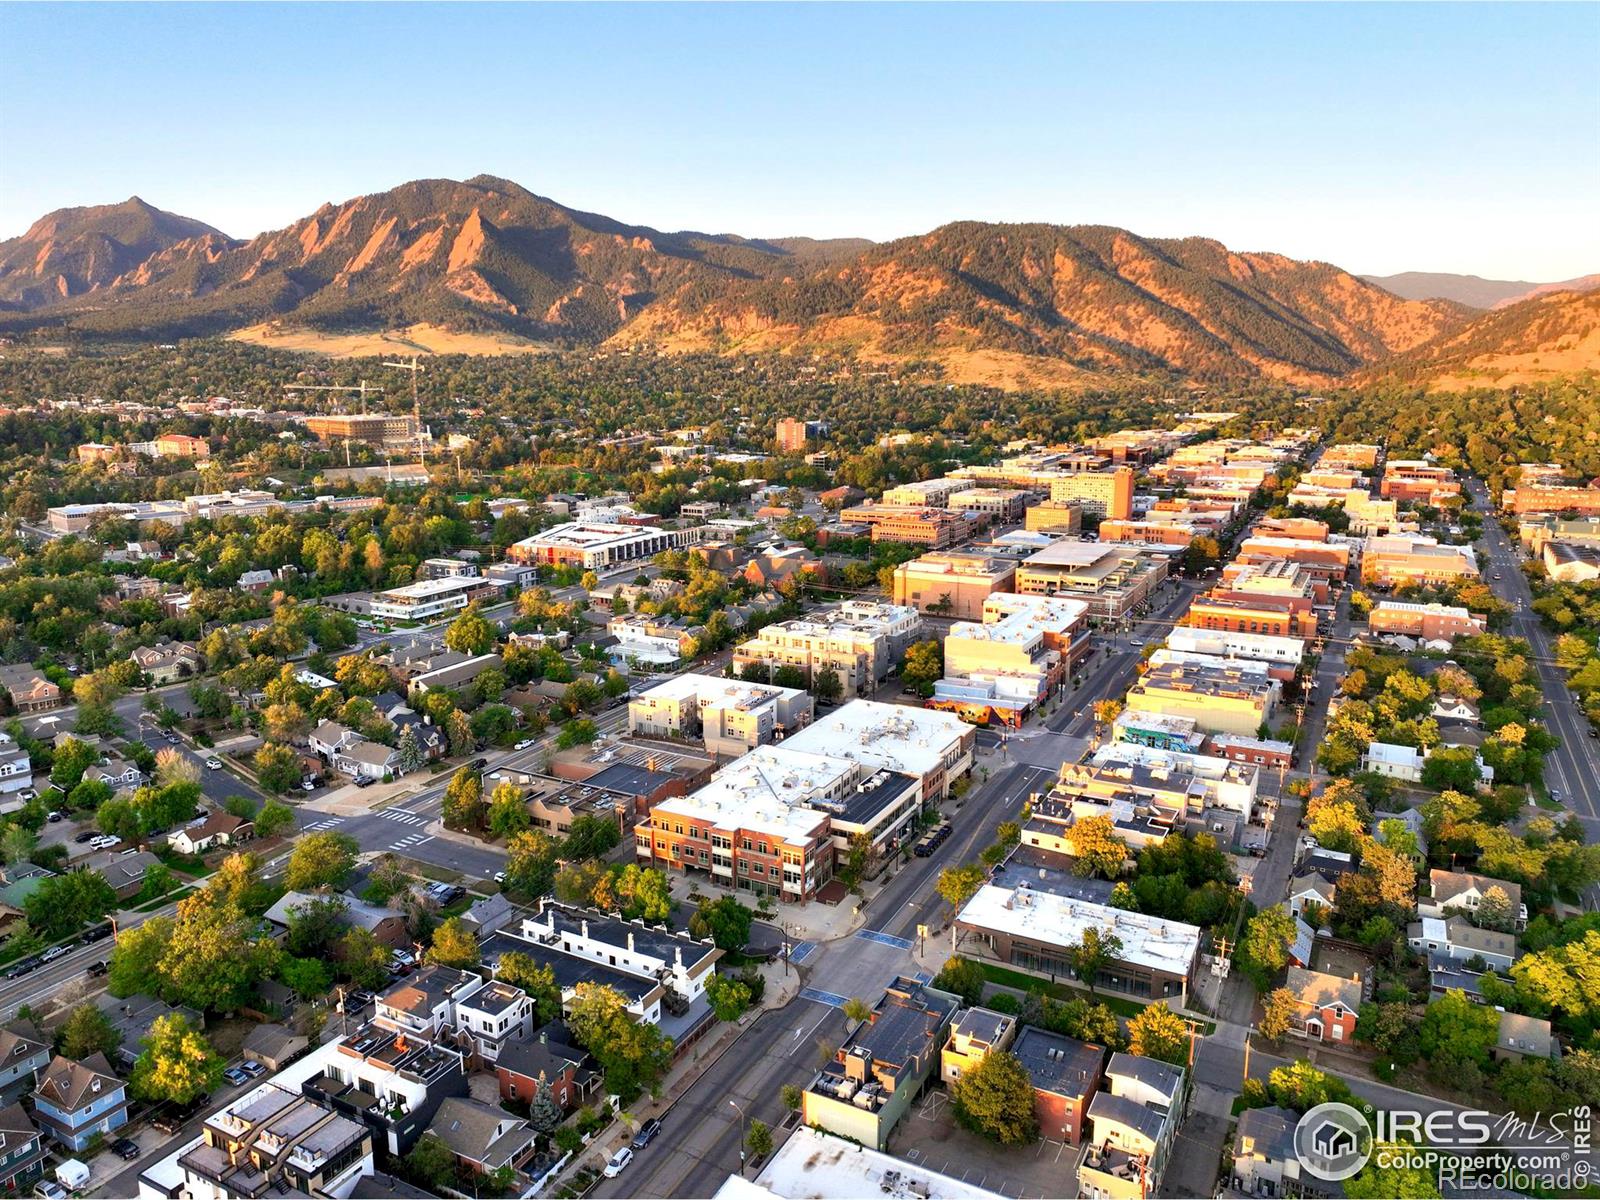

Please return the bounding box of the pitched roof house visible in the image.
[31,1052,128,1151]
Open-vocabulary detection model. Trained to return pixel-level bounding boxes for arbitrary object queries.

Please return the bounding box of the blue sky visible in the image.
[3,2,1596,279]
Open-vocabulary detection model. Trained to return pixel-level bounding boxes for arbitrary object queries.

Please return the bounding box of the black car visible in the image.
[468,757,489,772]
[4,958,39,980]
[74,831,96,844]
[88,961,109,977]
[82,923,112,943]
[632,1118,662,1149]
[111,1137,142,1161]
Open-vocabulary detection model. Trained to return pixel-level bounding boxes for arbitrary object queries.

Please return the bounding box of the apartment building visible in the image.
[1504,481,1600,516]
[802,978,961,1151]
[840,503,983,548]
[892,551,1017,618]
[1013,1028,1106,1146]
[775,417,825,452]
[948,487,1029,524]
[1047,466,1135,520]
[731,601,923,699]
[955,884,1201,1005]
[1368,600,1487,643]
[940,1007,1016,1086]
[374,965,486,1040]
[1233,533,1351,583]
[627,673,813,756]
[1078,1054,1186,1200]
[508,522,683,570]
[1319,443,1381,470]
[1013,542,1169,621]
[305,412,422,447]
[1125,661,1280,737]
[930,594,1092,727]
[1381,460,1462,506]
[781,701,975,802]
[1361,535,1479,588]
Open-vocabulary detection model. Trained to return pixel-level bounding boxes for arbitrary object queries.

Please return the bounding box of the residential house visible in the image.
[0,735,34,813]
[940,1007,1016,1086]
[426,1096,538,1177]
[1285,966,1361,1044]
[1288,872,1337,921]
[168,811,251,856]
[1431,695,1482,725]
[241,1023,310,1071]
[1494,1013,1555,1064]
[94,994,204,1071]
[263,890,412,950]
[31,1052,129,1151]
[100,849,161,901]
[1406,916,1517,972]
[1230,1105,1318,1198]
[452,982,535,1066]
[373,965,486,1039]
[310,720,362,760]
[293,1023,468,1155]
[237,569,276,592]
[495,1026,598,1111]
[1078,1053,1185,1200]
[129,640,202,685]
[89,753,143,791]
[0,1102,45,1195]
[1418,869,1525,931]
[335,740,402,783]
[1011,1027,1105,1146]
[1361,741,1425,783]
[801,977,961,1151]
[0,666,60,714]
[459,893,516,938]
[0,1029,50,1105]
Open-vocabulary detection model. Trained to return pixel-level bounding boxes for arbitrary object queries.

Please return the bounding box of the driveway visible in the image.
[893,1089,1079,1200]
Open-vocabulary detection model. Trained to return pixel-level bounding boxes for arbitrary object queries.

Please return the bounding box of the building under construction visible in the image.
[304,412,422,448]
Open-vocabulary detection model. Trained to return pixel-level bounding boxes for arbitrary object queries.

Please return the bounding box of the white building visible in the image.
[713,1126,1008,1200]
[368,576,491,621]
[628,673,813,755]
[508,522,682,571]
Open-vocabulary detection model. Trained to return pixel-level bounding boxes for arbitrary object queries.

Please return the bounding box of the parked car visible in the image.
[632,1118,662,1149]
[41,945,70,963]
[240,1060,266,1078]
[46,811,61,823]
[164,733,180,744]
[32,1182,67,1200]
[344,990,373,1011]
[88,961,108,977]
[111,1137,142,1161]
[74,831,95,844]
[205,758,223,771]
[150,1094,209,1134]
[300,780,317,792]
[222,1066,250,1087]
[82,923,112,942]
[603,1148,634,1179]
[514,739,535,750]
[494,870,507,884]
[5,958,40,980]
[353,776,375,788]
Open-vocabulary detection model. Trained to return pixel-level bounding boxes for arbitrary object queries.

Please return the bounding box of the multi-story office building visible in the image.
[1161,627,1305,681]
[305,412,422,447]
[1360,534,1479,588]
[955,885,1201,1005]
[508,522,684,570]
[948,488,1028,525]
[1319,443,1381,471]
[775,417,825,452]
[1047,466,1135,520]
[840,503,983,548]
[731,601,922,698]
[929,594,1092,727]
[781,702,975,802]
[1381,460,1462,506]
[1125,661,1281,736]
[1023,499,1085,535]
[627,673,813,756]
[880,478,970,508]
[368,575,499,621]
[1013,543,1169,621]
[1233,534,1351,583]
[891,551,1017,618]
[1503,480,1600,516]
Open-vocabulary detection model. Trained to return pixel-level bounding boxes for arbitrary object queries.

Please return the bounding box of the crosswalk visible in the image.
[380,810,428,826]
[389,832,434,852]
[303,818,344,833]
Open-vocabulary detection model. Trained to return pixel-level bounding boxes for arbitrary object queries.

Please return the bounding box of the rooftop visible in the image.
[1011,1027,1104,1098]
[957,884,1202,976]
[715,1126,1008,1200]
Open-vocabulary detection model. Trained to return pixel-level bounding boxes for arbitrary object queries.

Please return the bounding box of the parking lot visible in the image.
[890,1090,1080,1199]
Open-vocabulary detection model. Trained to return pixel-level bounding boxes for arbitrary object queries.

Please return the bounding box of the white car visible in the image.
[494,871,507,884]
[205,758,224,770]
[603,1147,634,1179]
[515,739,535,750]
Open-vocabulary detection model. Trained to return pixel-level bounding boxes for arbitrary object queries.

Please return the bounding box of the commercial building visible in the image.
[1125,661,1280,737]
[1161,627,1305,682]
[1185,592,1319,640]
[840,503,983,548]
[881,478,971,508]
[1024,499,1085,535]
[367,576,496,621]
[305,412,422,447]
[1517,513,1600,555]
[1013,542,1169,622]
[1544,541,1600,583]
[627,674,813,756]
[891,551,1017,618]
[948,487,1029,524]
[1233,533,1351,583]
[1381,460,1462,506]
[731,601,923,699]
[781,701,976,802]
[802,977,960,1150]
[929,594,1092,727]
[712,1126,1009,1200]
[1320,443,1381,470]
[1367,600,1487,643]
[508,522,683,571]
[1360,534,1479,588]
[1048,466,1135,520]
[1077,1054,1186,1200]
[954,884,1201,1005]
[1503,479,1600,516]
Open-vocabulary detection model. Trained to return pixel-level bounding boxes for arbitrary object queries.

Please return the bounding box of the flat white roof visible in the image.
[958,884,1202,976]
[782,700,969,778]
[516,522,669,549]
[375,576,481,601]
[715,1127,1008,1200]
[653,744,849,842]
[1373,600,1474,618]
[635,672,804,708]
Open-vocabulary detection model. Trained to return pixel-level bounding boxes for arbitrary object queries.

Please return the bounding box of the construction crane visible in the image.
[282,379,385,467]
[382,355,428,467]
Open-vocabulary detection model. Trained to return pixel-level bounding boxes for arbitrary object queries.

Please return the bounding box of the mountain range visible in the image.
[1361,270,1600,310]
[1,175,1594,388]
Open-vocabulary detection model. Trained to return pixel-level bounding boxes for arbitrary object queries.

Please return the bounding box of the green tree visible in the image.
[253,742,302,794]
[56,1002,122,1061]
[130,1014,224,1105]
[1240,907,1298,991]
[1068,813,1129,879]
[504,830,561,898]
[340,927,392,990]
[394,726,425,776]
[1127,1002,1189,1066]
[1418,989,1498,1070]
[495,952,563,1024]
[811,667,843,702]
[937,863,987,913]
[444,605,497,656]
[1345,1143,1441,1199]
[706,973,753,1022]
[285,831,358,891]
[950,1049,1038,1145]
[688,896,755,953]
[1066,927,1123,997]
[283,894,349,957]
[932,956,987,1007]
[566,983,674,1101]
[486,781,530,839]
[254,799,295,839]
[842,997,873,1024]
[745,1119,773,1161]
[108,917,173,998]
[428,916,480,969]
[442,768,485,830]
[901,639,944,697]
[1259,987,1299,1042]
[403,1134,459,1193]
[279,956,333,999]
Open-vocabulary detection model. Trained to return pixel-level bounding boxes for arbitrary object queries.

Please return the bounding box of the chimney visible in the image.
[675,947,684,969]
[627,932,635,953]
[580,920,589,940]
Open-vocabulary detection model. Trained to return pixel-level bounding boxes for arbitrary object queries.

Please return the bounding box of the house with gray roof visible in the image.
[1231,1105,1325,1197]
[1419,869,1525,931]
[1495,1013,1555,1063]
[1011,1027,1105,1145]
[427,1096,538,1176]
[0,1029,49,1105]
[1407,916,1517,971]
[263,890,410,949]
[1078,1053,1184,1200]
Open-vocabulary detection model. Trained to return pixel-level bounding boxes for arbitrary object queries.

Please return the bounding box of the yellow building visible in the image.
[891,552,1016,618]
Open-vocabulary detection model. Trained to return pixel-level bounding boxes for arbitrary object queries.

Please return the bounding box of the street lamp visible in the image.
[729,1099,749,1175]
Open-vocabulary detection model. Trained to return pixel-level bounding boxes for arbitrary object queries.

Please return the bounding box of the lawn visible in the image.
[975,962,1169,1020]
